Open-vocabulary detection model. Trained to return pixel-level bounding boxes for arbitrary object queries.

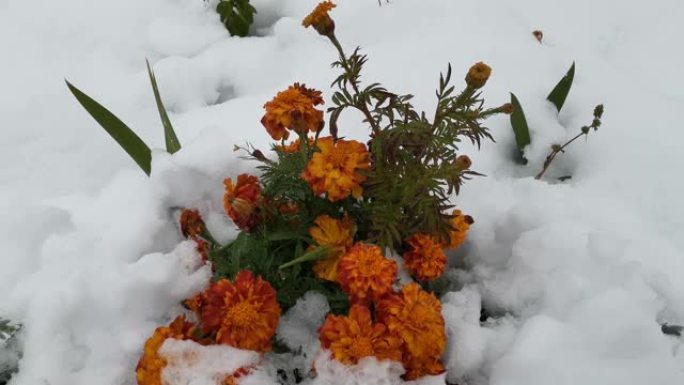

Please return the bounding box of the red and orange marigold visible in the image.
[301,137,370,202]
[200,270,281,352]
[402,233,446,281]
[309,215,356,282]
[445,209,473,249]
[179,209,205,238]
[136,315,197,385]
[337,242,397,303]
[319,304,402,365]
[376,283,446,380]
[223,174,261,231]
[261,83,324,141]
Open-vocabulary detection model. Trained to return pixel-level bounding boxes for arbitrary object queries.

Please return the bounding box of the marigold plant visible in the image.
[131,0,509,381]
[319,304,402,365]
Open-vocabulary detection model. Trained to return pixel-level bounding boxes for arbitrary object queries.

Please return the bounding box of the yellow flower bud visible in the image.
[465,62,492,89]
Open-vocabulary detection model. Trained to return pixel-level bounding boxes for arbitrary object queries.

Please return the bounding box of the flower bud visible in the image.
[465,62,492,89]
[456,155,472,170]
[501,103,514,115]
[581,126,590,134]
[303,1,336,36]
[551,144,562,152]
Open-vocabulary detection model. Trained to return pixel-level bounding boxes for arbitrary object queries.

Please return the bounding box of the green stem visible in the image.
[328,35,381,135]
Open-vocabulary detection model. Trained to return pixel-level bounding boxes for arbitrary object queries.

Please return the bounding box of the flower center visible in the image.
[350,337,374,358]
[226,301,259,328]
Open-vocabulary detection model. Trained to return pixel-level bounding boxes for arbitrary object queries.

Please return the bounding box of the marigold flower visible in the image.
[179,209,205,238]
[136,315,197,385]
[275,137,316,154]
[201,271,281,352]
[301,137,370,202]
[337,242,397,303]
[261,83,324,141]
[376,283,446,380]
[402,233,447,281]
[223,174,261,231]
[445,209,473,249]
[465,62,492,89]
[309,215,356,281]
[302,1,336,36]
[319,304,402,365]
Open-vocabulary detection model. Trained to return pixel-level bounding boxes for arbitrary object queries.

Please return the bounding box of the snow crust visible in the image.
[1,0,684,384]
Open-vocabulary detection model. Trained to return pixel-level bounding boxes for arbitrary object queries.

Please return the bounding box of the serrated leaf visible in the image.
[146,59,181,154]
[66,80,152,175]
[510,92,531,165]
[547,62,575,112]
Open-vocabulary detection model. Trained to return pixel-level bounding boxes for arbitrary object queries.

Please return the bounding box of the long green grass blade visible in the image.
[510,92,531,164]
[146,60,181,154]
[66,80,152,175]
[547,62,575,112]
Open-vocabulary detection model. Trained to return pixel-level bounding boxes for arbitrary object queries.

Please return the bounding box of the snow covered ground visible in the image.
[1,0,684,384]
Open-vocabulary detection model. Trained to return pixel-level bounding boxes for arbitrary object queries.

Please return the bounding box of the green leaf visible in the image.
[279,246,329,270]
[217,0,257,37]
[547,62,575,112]
[66,80,152,175]
[146,59,181,154]
[510,92,531,164]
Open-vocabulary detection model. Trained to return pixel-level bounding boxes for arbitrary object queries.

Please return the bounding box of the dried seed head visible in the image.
[533,30,543,43]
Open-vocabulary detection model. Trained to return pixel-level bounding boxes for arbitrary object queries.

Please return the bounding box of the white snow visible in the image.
[1,0,684,384]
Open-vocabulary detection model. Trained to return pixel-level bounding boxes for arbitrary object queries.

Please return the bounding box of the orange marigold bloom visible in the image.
[223,174,261,231]
[301,137,370,202]
[261,83,324,141]
[376,283,446,380]
[191,236,210,264]
[136,315,197,385]
[309,215,356,282]
[302,1,336,36]
[445,209,474,249]
[179,209,205,238]
[403,233,447,281]
[201,271,281,352]
[319,304,402,365]
[337,242,397,303]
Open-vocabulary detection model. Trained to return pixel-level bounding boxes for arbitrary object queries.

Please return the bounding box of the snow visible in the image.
[1,0,684,384]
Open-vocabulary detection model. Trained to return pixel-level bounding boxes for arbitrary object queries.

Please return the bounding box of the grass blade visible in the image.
[66,80,152,175]
[510,92,531,164]
[146,59,181,154]
[547,62,575,112]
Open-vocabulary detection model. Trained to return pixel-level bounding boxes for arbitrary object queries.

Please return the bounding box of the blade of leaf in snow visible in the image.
[547,62,575,112]
[66,80,152,175]
[146,59,181,154]
[510,92,531,165]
